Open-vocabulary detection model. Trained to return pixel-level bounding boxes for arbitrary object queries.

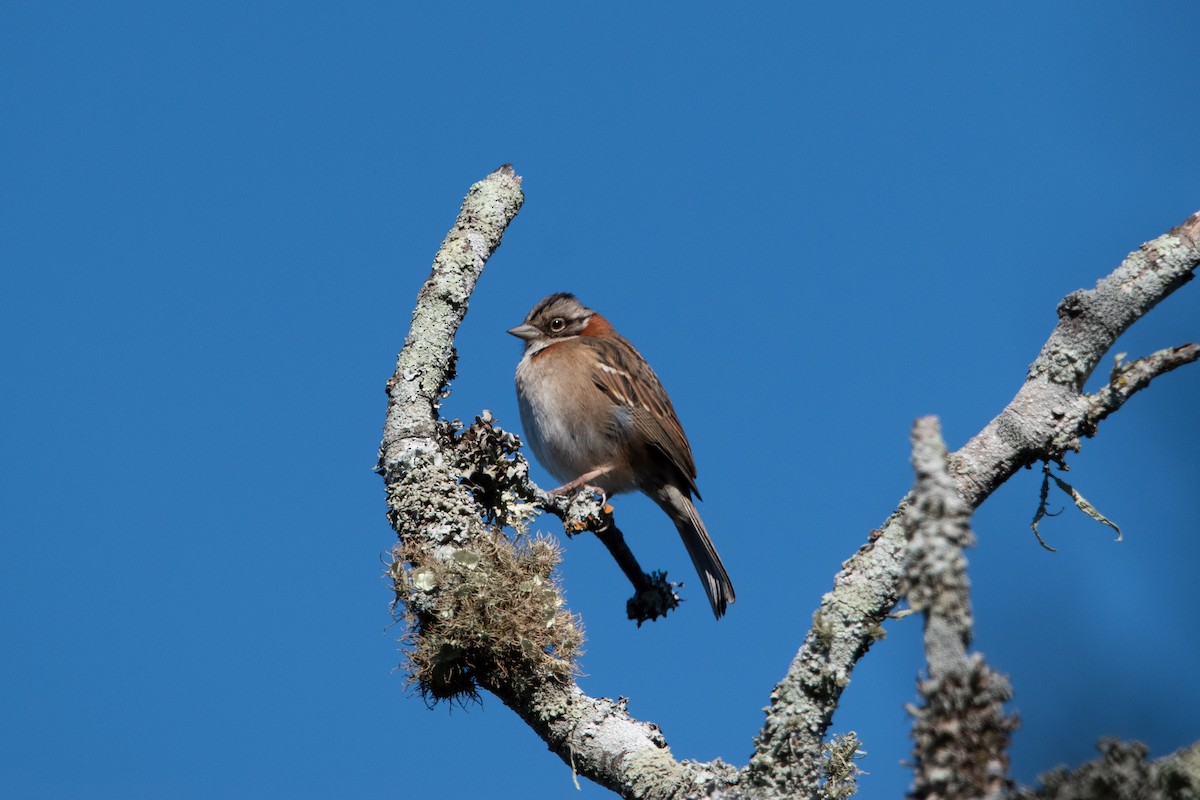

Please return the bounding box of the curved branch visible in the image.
[380,168,724,799]
[379,164,526,476]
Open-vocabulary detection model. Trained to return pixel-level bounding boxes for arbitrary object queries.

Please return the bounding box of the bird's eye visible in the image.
[549,317,566,332]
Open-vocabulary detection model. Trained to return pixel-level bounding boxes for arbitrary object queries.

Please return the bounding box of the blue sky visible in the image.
[3,4,1198,798]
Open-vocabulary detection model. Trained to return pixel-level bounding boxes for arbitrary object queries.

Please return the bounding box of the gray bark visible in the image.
[378,168,1200,799]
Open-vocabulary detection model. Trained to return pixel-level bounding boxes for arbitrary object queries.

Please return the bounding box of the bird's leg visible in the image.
[549,464,613,496]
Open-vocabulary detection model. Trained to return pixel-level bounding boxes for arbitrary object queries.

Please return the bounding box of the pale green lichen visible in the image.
[394,528,583,703]
[820,732,866,800]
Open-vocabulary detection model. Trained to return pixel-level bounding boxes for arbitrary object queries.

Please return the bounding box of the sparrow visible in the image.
[508,293,735,619]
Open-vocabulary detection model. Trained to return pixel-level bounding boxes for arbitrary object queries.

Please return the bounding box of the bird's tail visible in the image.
[653,484,735,619]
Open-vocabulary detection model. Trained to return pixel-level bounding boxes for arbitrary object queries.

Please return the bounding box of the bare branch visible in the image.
[537,490,683,624]
[379,164,526,477]
[747,212,1200,797]
[905,417,975,676]
[953,212,1200,507]
[904,417,1017,800]
[1083,343,1200,437]
[747,510,905,797]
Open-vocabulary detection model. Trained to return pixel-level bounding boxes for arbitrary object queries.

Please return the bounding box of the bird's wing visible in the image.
[584,335,702,499]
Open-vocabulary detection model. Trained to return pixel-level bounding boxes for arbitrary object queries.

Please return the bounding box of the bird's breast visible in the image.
[514,344,636,492]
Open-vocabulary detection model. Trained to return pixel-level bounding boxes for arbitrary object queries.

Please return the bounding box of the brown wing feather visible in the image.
[582,335,702,499]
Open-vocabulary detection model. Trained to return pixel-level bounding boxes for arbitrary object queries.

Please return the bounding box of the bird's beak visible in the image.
[507,323,540,341]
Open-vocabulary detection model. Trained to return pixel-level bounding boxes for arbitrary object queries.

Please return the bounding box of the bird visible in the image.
[508,292,735,618]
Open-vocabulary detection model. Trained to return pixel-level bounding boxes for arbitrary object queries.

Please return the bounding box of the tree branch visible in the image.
[380,168,722,798]
[379,164,526,476]
[381,175,1199,799]
[1014,738,1200,800]
[1082,343,1200,438]
[906,418,975,678]
[904,417,1018,800]
[536,490,682,624]
[953,212,1200,506]
[747,212,1200,797]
